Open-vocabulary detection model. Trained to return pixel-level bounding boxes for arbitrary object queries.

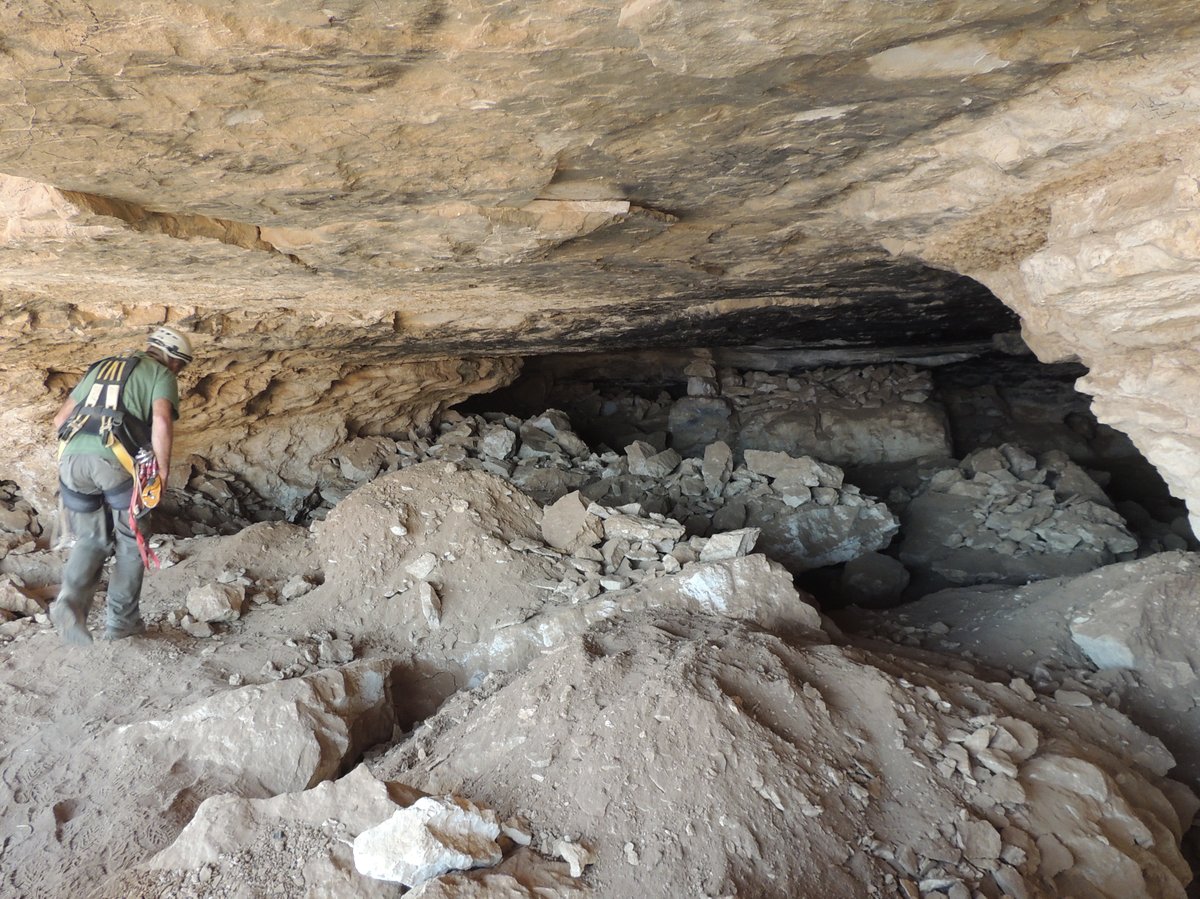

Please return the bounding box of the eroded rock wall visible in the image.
[2,2,1200,524]
[840,38,1200,532]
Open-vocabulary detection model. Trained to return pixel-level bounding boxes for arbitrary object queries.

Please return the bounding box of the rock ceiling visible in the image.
[1,1,1199,523]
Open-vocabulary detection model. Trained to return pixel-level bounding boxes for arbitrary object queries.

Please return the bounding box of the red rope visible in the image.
[129,455,161,570]
[130,507,160,570]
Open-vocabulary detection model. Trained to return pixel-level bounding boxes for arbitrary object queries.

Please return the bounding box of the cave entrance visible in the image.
[459,338,1195,611]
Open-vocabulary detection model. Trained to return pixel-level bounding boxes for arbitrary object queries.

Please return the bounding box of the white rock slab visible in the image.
[353,796,502,886]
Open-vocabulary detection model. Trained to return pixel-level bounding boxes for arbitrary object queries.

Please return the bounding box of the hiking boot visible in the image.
[49,600,93,646]
[102,620,147,641]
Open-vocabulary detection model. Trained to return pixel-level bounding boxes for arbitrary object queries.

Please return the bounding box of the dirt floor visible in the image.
[1,459,1197,898]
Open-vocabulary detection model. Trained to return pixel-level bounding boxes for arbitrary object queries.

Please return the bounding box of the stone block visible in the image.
[186,583,246,623]
[701,441,733,493]
[541,491,603,553]
[698,528,759,561]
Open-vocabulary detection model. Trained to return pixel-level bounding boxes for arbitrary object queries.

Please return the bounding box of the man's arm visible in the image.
[150,397,174,489]
[53,396,76,431]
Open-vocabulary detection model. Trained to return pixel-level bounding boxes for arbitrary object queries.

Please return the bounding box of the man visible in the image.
[49,326,193,644]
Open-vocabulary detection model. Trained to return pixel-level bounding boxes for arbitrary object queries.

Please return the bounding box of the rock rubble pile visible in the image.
[899,445,1139,590]
[852,552,1200,792]
[6,429,1200,897]
[301,407,900,574]
[281,462,819,717]
[0,480,41,552]
[157,457,281,537]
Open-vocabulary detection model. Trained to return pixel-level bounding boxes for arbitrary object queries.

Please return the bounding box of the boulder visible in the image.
[146,764,419,887]
[185,582,246,622]
[112,661,395,796]
[748,499,900,571]
[541,492,603,553]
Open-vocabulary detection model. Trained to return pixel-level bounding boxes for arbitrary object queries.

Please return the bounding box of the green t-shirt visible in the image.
[61,352,180,461]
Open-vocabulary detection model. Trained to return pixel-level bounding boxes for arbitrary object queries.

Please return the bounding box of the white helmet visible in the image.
[147,326,194,365]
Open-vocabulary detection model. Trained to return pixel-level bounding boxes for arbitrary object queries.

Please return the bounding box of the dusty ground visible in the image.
[0,462,1197,898]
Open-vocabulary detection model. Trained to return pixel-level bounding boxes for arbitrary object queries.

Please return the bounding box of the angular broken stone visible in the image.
[541,492,603,553]
[318,637,355,665]
[353,796,502,887]
[811,486,839,506]
[419,582,442,629]
[182,619,215,639]
[281,575,317,601]
[553,430,591,458]
[602,513,685,545]
[698,528,759,562]
[0,576,44,617]
[528,409,572,437]
[744,450,844,488]
[957,816,1001,867]
[701,441,733,493]
[406,553,439,581]
[552,839,597,878]
[186,583,246,623]
[627,444,682,478]
[516,427,560,460]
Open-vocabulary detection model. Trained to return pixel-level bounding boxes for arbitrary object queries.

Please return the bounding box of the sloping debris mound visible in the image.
[302,408,899,573]
[268,462,818,719]
[112,659,395,796]
[96,765,417,899]
[850,551,1200,792]
[371,613,1196,899]
[898,445,1138,590]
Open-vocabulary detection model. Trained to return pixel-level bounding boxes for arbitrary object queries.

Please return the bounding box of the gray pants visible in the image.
[57,453,145,635]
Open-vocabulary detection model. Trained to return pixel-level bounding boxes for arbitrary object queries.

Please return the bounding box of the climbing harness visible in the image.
[57,354,149,474]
